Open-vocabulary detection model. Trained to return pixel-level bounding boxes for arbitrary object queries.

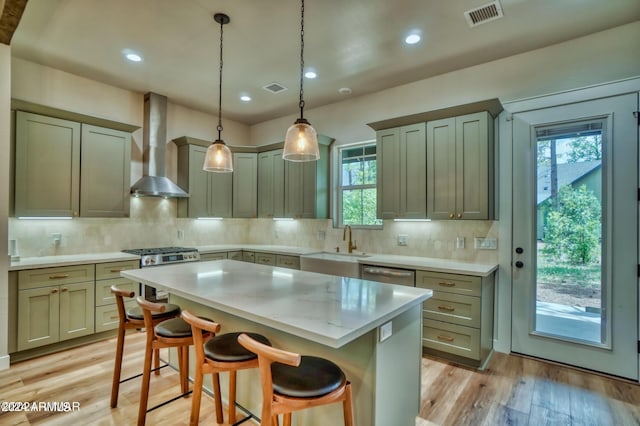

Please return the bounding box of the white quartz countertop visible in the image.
[356,254,498,276]
[121,260,432,348]
[8,252,140,271]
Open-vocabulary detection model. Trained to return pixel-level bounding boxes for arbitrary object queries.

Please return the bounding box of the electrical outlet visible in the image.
[474,237,497,250]
[51,233,61,245]
[177,229,184,240]
[397,234,408,246]
[456,236,465,249]
[379,321,393,342]
[317,230,326,241]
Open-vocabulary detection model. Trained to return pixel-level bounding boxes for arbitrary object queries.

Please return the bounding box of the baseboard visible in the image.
[0,353,10,371]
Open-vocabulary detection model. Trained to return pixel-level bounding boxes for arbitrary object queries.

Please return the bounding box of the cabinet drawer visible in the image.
[18,264,95,290]
[96,278,138,307]
[422,291,480,328]
[423,319,480,360]
[200,252,228,261]
[96,260,139,280]
[228,251,243,261]
[255,253,276,265]
[95,300,136,333]
[277,255,300,270]
[242,251,255,263]
[416,271,481,297]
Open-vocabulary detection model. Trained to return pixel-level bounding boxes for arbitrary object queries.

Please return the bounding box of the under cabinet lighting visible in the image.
[17,217,73,220]
[197,217,223,220]
[393,218,432,222]
[273,217,294,221]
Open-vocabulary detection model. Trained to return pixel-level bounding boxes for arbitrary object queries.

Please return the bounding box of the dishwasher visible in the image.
[361,264,415,287]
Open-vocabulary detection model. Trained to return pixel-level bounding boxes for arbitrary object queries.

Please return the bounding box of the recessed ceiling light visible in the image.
[122,49,143,62]
[304,70,317,79]
[405,33,421,45]
[240,95,252,102]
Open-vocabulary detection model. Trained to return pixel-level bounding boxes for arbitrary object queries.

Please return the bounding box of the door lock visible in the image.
[515,260,524,268]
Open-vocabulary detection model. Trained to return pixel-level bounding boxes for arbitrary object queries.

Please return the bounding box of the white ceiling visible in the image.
[10,0,640,125]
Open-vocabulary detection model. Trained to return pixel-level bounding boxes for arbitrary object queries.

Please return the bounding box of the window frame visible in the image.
[335,141,383,229]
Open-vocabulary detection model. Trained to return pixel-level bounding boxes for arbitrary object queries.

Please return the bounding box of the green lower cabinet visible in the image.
[17,281,95,351]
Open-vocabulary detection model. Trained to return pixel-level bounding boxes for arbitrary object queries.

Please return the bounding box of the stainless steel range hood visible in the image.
[130,92,189,198]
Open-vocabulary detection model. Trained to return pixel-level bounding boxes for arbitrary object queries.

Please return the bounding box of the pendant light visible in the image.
[203,13,233,172]
[282,0,320,162]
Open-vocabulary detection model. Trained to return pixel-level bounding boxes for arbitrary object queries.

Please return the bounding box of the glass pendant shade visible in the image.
[283,118,319,161]
[203,140,233,172]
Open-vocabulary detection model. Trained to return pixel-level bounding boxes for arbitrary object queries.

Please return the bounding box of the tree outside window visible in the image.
[339,143,382,227]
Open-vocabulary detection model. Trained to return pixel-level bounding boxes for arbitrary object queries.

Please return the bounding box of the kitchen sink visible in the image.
[299,251,371,278]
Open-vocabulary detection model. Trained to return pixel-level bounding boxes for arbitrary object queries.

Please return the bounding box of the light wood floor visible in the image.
[1,331,639,425]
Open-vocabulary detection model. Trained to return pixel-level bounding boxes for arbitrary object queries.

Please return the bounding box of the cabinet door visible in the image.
[59,281,95,341]
[376,128,400,219]
[80,124,131,217]
[232,153,258,218]
[15,111,81,217]
[17,286,60,351]
[284,156,318,218]
[178,145,208,218]
[427,117,456,219]
[400,123,427,218]
[258,150,285,218]
[455,112,490,220]
[209,169,233,218]
[228,251,243,261]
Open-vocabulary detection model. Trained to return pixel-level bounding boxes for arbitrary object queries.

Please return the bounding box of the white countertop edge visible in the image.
[197,244,321,256]
[358,255,498,276]
[9,252,140,271]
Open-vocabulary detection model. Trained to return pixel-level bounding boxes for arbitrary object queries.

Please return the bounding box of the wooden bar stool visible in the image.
[181,310,271,425]
[136,297,209,426]
[238,333,354,426]
[110,286,181,408]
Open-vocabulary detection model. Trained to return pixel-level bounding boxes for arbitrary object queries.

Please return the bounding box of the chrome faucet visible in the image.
[343,225,357,253]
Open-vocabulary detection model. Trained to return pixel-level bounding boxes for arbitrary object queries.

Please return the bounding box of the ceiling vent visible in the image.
[464,1,504,27]
[262,82,288,94]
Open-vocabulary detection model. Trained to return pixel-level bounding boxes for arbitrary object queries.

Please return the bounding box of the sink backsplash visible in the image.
[8,197,498,263]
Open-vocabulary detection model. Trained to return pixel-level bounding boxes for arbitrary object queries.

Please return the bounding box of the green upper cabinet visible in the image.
[283,142,329,219]
[376,123,427,219]
[80,124,131,217]
[15,111,81,217]
[176,139,232,218]
[258,149,285,218]
[233,152,258,218]
[14,108,135,218]
[427,111,494,220]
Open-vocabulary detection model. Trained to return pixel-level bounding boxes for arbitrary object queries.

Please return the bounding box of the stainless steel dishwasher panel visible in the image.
[361,265,416,287]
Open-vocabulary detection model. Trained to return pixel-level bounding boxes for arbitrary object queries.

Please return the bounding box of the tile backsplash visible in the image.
[9,198,498,263]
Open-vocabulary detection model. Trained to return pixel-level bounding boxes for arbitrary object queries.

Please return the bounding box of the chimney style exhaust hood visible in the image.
[130,92,189,198]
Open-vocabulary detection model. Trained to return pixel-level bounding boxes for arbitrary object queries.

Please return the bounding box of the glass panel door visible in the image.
[511,93,638,380]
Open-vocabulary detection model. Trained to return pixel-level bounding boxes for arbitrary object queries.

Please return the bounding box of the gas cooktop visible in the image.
[122,246,198,256]
[122,246,200,267]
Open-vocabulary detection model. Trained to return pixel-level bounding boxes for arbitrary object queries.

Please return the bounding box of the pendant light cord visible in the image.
[298,0,305,119]
[217,16,224,140]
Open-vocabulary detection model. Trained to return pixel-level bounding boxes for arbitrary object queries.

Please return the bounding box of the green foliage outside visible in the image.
[542,185,601,265]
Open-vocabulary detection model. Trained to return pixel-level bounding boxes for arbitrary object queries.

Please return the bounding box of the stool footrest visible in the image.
[146,390,193,413]
[120,363,169,384]
[232,401,260,426]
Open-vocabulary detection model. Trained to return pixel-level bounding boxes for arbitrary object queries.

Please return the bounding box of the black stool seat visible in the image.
[204,332,271,362]
[126,303,180,321]
[272,355,346,398]
[155,317,194,338]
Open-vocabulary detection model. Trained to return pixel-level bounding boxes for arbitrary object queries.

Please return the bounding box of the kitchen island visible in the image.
[121,259,431,426]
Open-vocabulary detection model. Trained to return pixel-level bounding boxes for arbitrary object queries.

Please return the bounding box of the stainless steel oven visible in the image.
[122,246,200,302]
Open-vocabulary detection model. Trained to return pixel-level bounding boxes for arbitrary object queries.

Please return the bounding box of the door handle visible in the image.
[515,247,524,254]
[515,261,524,268]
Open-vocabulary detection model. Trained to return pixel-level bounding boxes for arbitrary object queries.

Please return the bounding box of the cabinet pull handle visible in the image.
[51,289,58,294]
[448,213,454,219]
[437,305,455,312]
[110,315,119,320]
[61,287,68,292]
[457,213,462,219]
[110,268,125,272]
[437,334,454,342]
[438,282,456,287]
[49,274,69,279]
